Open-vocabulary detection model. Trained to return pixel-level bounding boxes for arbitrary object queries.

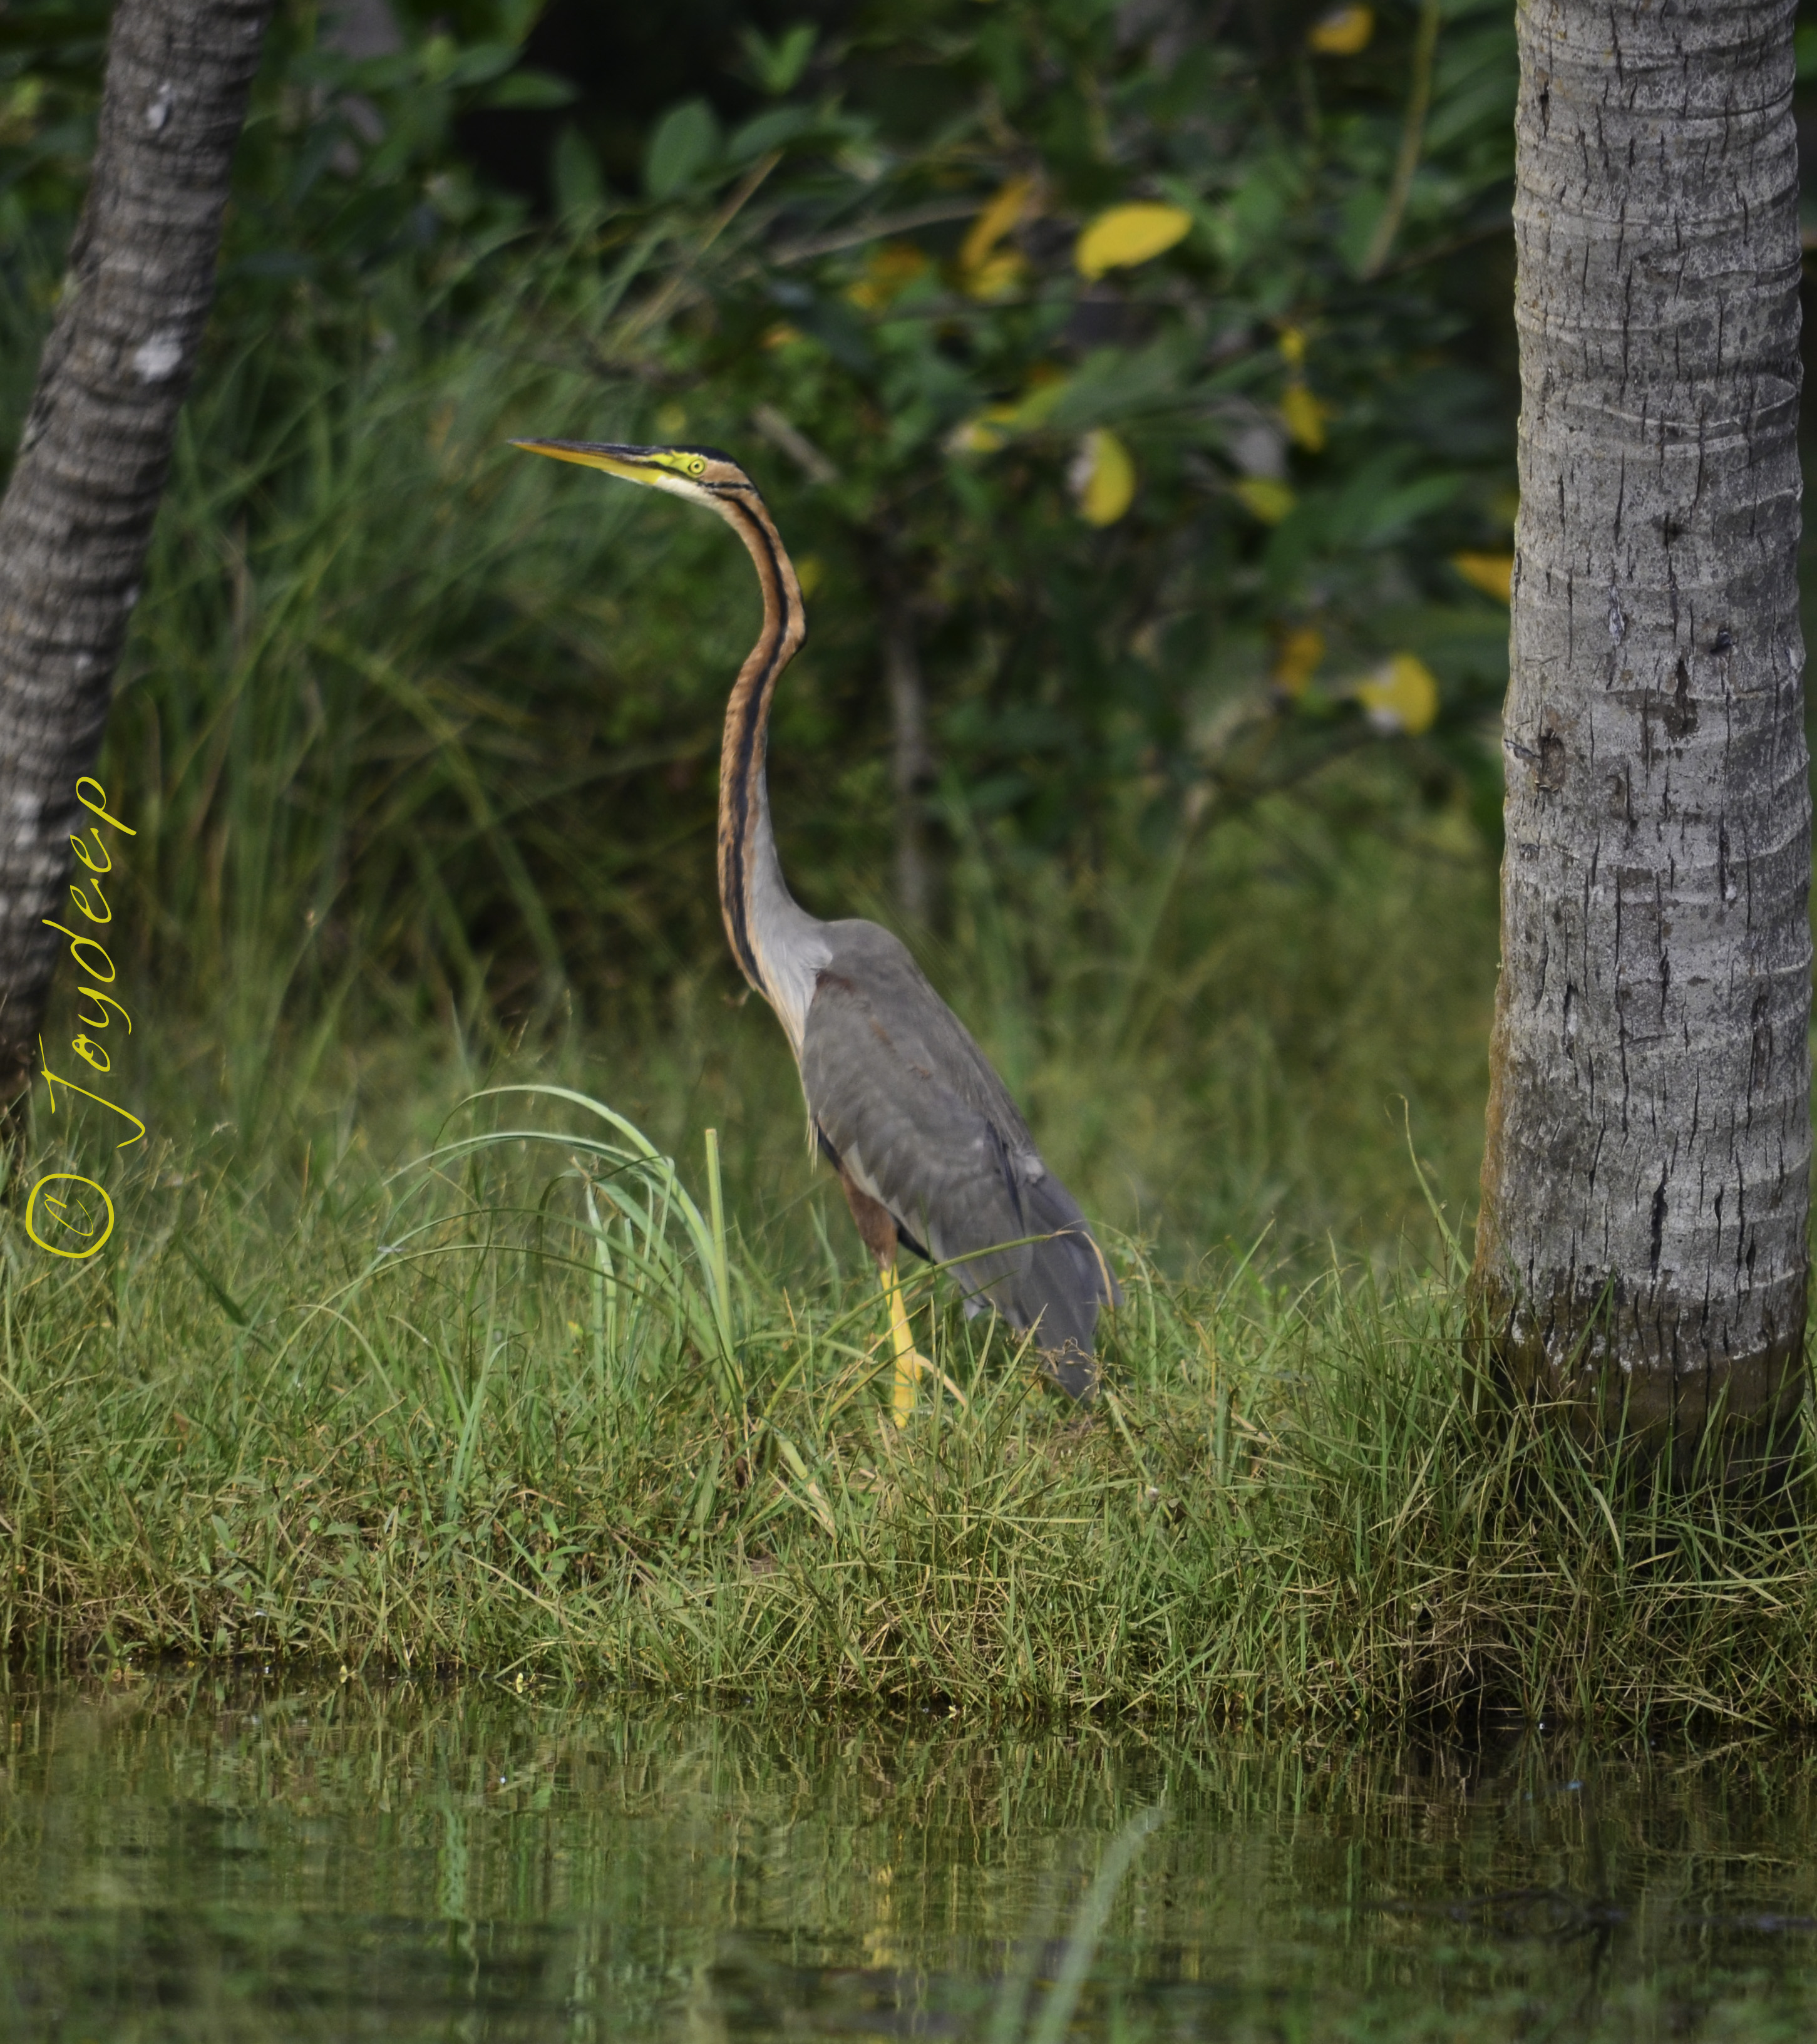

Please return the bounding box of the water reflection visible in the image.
[0,1673,1812,2040]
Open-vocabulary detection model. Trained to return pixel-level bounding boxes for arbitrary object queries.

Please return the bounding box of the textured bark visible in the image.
[1472,0,1810,1448]
[0,0,274,1112]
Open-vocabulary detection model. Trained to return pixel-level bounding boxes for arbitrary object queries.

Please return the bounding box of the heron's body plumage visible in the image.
[513,435,1116,1397]
[803,919,1112,1396]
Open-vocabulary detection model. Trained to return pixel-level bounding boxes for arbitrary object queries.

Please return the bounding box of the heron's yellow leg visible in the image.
[885,1261,929,1427]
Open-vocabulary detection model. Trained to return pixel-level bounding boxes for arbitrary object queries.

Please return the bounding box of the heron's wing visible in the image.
[801,921,1116,1357]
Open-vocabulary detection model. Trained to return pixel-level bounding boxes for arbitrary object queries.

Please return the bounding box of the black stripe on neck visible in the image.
[720,498,798,996]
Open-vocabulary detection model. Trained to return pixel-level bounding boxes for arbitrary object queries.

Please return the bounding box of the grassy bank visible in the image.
[3,1058,1814,1730]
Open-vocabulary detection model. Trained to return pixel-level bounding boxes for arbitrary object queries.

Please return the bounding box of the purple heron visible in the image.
[514,438,1117,1417]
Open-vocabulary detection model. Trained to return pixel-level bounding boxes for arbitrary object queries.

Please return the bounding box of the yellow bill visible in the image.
[512,439,709,486]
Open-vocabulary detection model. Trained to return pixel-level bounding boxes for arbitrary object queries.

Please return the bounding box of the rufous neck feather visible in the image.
[705,485,821,1043]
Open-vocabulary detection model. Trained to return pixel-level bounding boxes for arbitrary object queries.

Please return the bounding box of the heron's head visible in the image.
[510,438,758,506]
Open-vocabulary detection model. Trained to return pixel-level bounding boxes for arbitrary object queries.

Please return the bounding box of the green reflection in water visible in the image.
[0,1675,1814,2041]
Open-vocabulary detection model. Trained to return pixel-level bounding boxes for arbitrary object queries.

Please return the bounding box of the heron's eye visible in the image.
[689,456,706,476]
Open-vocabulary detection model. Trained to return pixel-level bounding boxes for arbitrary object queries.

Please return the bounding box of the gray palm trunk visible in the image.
[1471,0,1809,1447]
[0,0,273,1116]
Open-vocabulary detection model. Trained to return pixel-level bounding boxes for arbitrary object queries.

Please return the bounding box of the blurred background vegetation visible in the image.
[3,0,1803,1274]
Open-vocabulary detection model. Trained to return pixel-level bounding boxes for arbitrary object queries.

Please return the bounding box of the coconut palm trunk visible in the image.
[0,0,274,1118]
[1471,0,1809,1450]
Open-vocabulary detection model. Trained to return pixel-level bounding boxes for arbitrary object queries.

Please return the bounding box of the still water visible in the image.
[2,1675,1816,2041]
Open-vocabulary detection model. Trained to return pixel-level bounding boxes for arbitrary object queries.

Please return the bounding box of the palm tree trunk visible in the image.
[1471,0,1809,1452]
[0,0,274,1115]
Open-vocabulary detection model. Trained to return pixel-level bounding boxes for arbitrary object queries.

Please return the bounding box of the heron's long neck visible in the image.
[713,488,823,1041]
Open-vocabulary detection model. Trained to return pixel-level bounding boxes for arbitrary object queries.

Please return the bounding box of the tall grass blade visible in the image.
[984,1879,1061,2044]
[413,1085,748,1415]
[1026,1805,1166,2044]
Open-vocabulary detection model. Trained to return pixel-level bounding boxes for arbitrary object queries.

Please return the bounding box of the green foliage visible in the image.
[1,0,1520,1045]
[0,0,107,248]
[0,0,565,286]
[643,99,724,199]
[548,0,1521,853]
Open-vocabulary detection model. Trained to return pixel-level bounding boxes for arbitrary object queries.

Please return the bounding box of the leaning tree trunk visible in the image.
[0,0,274,1115]
[1471,0,1809,1452]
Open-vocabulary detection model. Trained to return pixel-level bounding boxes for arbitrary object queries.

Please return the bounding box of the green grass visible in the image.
[3,1058,1814,1729]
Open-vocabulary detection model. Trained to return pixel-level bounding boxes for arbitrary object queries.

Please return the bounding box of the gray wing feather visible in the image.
[800,920,1117,1356]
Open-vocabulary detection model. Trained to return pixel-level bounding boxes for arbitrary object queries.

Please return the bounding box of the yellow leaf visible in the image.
[796,554,825,597]
[964,249,1027,301]
[949,370,1074,457]
[952,420,1007,455]
[1071,428,1136,525]
[1278,325,1307,368]
[1075,202,1193,280]
[0,78,44,150]
[1280,382,1331,453]
[846,240,932,309]
[949,404,1021,455]
[1234,477,1297,525]
[1007,373,1069,430]
[1272,626,1325,698]
[1307,4,1374,54]
[761,322,802,349]
[961,177,1036,273]
[1452,551,1514,604]
[1355,653,1439,735]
